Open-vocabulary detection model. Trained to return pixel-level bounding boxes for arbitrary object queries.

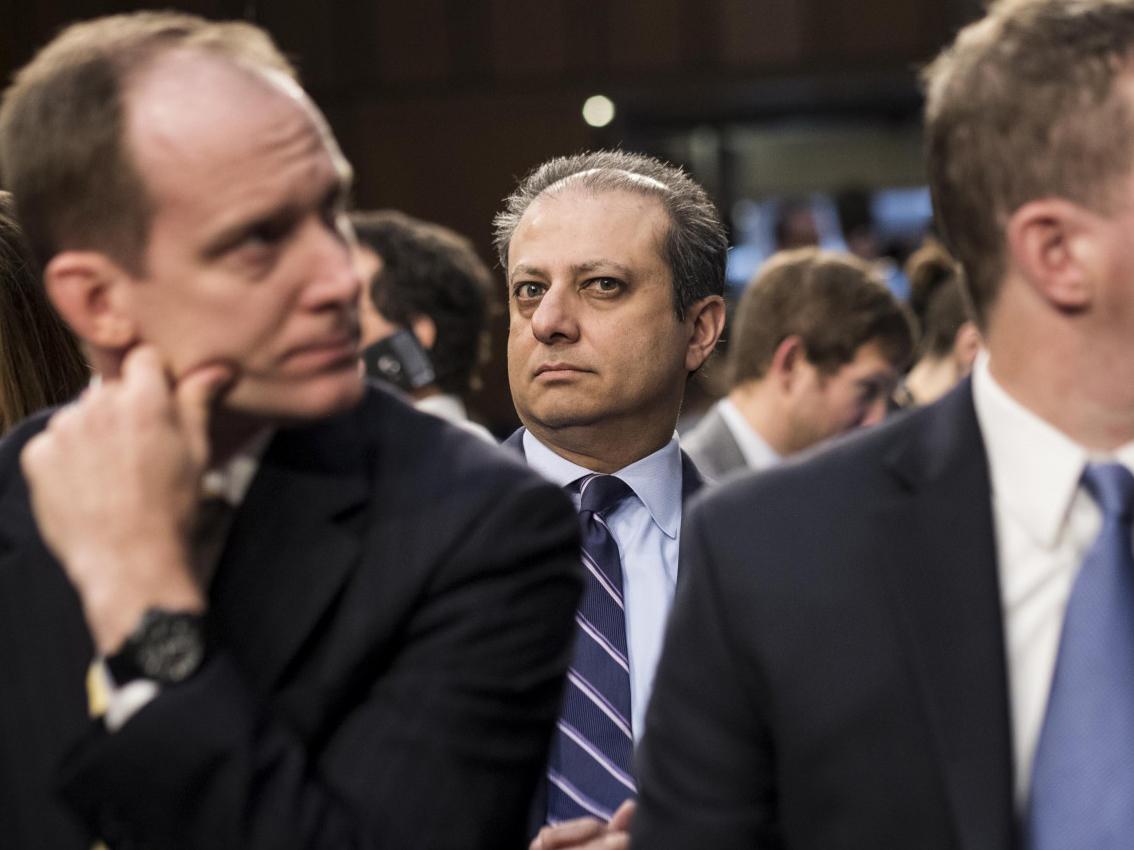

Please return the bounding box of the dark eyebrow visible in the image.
[509,263,549,283]
[509,259,636,283]
[571,260,635,278]
[201,207,296,259]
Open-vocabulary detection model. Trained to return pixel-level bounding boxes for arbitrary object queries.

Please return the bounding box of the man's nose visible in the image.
[529,284,580,344]
[304,220,362,310]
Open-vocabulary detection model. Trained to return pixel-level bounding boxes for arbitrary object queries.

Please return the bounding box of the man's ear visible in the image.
[409,314,437,351]
[1005,198,1098,312]
[768,334,806,390]
[43,251,138,349]
[952,320,982,375]
[683,294,726,372]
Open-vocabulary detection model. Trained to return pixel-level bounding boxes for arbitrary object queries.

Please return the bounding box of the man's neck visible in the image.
[209,410,272,468]
[727,382,795,457]
[904,356,959,406]
[524,419,675,474]
[986,298,1134,451]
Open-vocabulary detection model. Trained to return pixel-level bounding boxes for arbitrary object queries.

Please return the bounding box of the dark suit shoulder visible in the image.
[680,390,980,622]
[696,396,945,529]
[0,408,54,548]
[349,383,561,515]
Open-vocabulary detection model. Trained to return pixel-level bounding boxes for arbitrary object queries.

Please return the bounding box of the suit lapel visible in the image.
[679,449,704,503]
[878,382,1016,850]
[703,406,747,477]
[208,409,371,693]
[503,427,526,458]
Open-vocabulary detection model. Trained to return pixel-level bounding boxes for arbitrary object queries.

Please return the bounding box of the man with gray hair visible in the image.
[494,151,726,849]
[632,1,1134,848]
[0,12,582,849]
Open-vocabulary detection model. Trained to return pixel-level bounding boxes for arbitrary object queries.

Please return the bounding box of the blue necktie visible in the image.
[546,474,636,824]
[1027,462,1134,849]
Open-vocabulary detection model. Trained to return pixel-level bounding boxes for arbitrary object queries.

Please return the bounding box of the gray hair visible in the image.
[493,150,727,319]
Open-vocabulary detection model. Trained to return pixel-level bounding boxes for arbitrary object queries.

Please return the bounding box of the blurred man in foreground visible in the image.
[634,0,1134,847]
[0,12,580,849]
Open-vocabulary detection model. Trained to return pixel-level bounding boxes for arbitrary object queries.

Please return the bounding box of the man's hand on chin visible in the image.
[530,800,636,850]
[20,344,234,654]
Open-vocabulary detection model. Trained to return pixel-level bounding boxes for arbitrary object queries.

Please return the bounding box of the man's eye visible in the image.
[245,220,291,248]
[514,282,544,300]
[859,383,883,403]
[586,277,622,293]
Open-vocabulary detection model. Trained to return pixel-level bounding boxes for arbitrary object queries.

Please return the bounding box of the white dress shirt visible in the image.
[415,393,496,444]
[522,431,684,741]
[972,355,1134,804]
[716,398,781,473]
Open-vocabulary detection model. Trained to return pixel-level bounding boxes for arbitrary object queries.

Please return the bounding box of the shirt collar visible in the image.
[200,428,273,507]
[717,397,781,471]
[522,430,684,539]
[415,393,467,422]
[973,353,1134,548]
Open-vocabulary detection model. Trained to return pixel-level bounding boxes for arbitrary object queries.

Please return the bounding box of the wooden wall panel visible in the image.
[371,1,451,84]
[607,0,683,75]
[805,0,923,64]
[489,0,568,78]
[718,0,805,70]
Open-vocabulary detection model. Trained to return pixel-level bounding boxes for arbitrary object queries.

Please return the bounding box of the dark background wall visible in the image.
[0,0,982,430]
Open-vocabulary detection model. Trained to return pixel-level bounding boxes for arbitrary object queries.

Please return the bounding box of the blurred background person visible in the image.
[0,192,87,432]
[682,248,914,481]
[352,209,496,441]
[899,238,980,406]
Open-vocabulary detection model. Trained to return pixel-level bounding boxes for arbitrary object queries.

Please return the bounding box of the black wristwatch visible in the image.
[105,608,208,686]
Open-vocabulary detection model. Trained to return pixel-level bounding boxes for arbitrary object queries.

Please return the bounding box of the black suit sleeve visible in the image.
[56,472,582,850]
[631,497,783,850]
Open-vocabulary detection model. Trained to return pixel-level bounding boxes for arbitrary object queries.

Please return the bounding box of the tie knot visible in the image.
[1083,462,1134,521]
[576,474,633,516]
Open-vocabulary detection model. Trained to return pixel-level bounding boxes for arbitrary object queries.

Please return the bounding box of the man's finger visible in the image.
[597,832,630,849]
[175,362,236,463]
[533,817,607,848]
[119,344,168,393]
[607,800,636,832]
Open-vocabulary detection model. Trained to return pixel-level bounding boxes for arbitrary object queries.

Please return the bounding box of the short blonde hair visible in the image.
[0,11,295,272]
[924,0,1134,325]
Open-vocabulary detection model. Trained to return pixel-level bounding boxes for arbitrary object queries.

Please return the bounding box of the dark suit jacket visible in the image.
[632,381,1018,850]
[0,384,582,850]
[503,427,705,835]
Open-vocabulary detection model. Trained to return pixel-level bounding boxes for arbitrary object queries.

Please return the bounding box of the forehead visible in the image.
[124,50,347,230]
[508,187,669,271]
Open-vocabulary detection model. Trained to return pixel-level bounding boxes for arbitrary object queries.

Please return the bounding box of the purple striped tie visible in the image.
[546,474,636,824]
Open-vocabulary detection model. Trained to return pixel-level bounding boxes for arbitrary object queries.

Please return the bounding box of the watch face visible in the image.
[137,613,206,683]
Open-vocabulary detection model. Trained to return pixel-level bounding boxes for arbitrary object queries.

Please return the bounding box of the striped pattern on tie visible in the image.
[547,474,637,824]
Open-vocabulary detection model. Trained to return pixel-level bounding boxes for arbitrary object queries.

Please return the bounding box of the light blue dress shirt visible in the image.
[523,431,685,741]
